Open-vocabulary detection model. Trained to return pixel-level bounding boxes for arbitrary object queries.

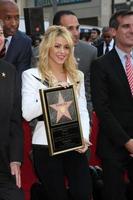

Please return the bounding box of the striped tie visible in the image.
[125,54,133,95]
[105,43,109,54]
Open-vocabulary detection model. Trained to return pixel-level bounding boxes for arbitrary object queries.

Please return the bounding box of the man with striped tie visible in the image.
[90,10,133,200]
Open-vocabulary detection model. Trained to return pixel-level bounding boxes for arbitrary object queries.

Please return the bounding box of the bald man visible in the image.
[0,0,32,79]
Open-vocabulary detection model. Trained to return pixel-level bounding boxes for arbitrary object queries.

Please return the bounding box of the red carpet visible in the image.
[21,120,38,200]
[89,112,101,166]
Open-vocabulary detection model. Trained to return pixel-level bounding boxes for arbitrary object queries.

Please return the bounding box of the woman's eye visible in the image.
[65,46,70,49]
[0,32,4,36]
[55,45,60,48]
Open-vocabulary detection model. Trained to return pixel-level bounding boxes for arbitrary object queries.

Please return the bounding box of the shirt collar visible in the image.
[115,45,133,60]
[6,36,12,44]
[103,39,114,49]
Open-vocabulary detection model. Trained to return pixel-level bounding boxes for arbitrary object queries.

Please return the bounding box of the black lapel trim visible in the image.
[32,75,49,87]
[32,75,80,87]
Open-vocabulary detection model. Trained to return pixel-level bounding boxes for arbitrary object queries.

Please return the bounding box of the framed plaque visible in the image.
[39,85,83,156]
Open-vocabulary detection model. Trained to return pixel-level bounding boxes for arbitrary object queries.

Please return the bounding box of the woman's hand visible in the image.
[55,81,70,88]
[76,138,92,154]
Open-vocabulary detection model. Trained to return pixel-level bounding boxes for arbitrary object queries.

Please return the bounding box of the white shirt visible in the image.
[5,36,12,52]
[22,68,90,145]
[115,46,133,71]
[103,39,114,54]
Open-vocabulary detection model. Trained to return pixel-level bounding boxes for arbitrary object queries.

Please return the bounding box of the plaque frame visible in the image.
[39,85,83,156]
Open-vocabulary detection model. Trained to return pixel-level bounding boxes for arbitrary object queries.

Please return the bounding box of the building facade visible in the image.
[16,0,133,28]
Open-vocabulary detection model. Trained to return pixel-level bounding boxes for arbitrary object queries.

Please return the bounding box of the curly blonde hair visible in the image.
[38,25,80,87]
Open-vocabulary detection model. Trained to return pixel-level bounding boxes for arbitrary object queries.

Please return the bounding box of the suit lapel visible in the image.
[74,41,81,61]
[5,32,19,60]
[98,43,104,56]
[109,49,131,95]
[0,63,10,105]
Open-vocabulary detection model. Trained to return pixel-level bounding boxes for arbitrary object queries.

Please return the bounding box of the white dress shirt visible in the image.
[5,36,12,52]
[103,39,114,54]
[22,68,90,145]
[115,45,133,71]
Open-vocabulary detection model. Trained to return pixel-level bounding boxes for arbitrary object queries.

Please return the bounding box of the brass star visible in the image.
[49,92,72,123]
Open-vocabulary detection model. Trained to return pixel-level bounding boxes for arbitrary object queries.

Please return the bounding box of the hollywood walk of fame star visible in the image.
[49,92,72,123]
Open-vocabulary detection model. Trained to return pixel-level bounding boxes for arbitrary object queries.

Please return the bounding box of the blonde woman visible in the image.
[22,25,91,200]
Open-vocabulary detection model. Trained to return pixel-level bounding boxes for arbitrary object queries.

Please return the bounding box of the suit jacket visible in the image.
[96,42,104,57]
[90,48,133,159]
[0,59,23,179]
[4,30,32,75]
[74,40,97,114]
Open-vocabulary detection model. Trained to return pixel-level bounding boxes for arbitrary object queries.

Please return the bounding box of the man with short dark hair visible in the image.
[90,10,133,200]
[53,10,97,118]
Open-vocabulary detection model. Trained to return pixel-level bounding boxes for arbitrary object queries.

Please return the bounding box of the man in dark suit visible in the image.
[96,26,114,57]
[0,20,24,200]
[90,10,133,200]
[0,0,32,77]
[53,10,97,118]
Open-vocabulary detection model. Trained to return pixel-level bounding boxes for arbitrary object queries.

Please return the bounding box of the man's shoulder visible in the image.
[14,30,32,42]
[96,42,104,49]
[93,48,116,65]
[0,59,15,72]
[78,40,97,51]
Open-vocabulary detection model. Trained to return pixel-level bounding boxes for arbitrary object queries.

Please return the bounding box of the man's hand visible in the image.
[10,162,21,188]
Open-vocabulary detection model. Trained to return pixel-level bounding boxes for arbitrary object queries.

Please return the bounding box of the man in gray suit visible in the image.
[53,10,97,118]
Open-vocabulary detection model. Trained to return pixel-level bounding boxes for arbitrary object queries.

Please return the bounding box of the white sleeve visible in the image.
[22,70,43,121]
[77,73,90,141]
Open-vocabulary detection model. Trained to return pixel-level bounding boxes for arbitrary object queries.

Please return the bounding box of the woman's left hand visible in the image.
[57,81,69,88]
[76,138,92,154]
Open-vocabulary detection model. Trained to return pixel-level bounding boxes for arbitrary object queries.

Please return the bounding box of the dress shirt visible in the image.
[115,46,133,71]
[103,39,114,54]
[5,36,12,52]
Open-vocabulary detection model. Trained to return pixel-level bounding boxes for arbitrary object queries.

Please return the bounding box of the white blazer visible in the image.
[22,68,90,145]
